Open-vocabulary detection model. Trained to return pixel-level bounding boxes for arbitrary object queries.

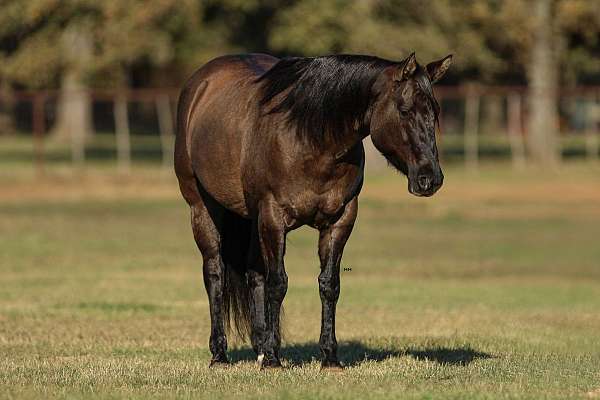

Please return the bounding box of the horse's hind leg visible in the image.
[248,196,288,368]
[189,196,229,366]
[246,237,268,360]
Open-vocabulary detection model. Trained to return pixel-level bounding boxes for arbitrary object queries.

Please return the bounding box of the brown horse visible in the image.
[174,52,452,369]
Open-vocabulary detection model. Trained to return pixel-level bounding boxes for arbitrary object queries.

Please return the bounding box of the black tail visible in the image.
[221,212,253,340]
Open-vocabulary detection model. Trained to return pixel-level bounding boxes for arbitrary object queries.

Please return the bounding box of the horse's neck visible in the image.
[315,130,365,167]
[331,125,370,162]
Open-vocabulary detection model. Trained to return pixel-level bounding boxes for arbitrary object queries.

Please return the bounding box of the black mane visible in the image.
[414,64,440,117]
[256,55,397,143]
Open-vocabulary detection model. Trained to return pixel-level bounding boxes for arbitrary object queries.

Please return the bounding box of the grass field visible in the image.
[1,161,600,399]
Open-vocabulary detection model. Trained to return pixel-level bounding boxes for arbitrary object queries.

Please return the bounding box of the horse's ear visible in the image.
[426,54,453,83]
[393,52,417,82]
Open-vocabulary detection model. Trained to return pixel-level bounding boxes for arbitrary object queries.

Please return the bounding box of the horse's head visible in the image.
[370,53,452,197]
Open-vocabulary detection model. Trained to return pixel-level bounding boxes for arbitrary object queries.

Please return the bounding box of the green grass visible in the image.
[1,162,600,399]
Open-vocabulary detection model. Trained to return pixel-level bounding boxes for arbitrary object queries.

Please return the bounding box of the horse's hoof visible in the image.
[257,354,283,369]
[209,358,230,368]
[321,361,344,372]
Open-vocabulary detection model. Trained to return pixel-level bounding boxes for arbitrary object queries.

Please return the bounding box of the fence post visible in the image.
[507,92,526,169]
[156,93,174,170]
[464,86,480,169]
[32,94,46,175]
[68,90,87,167]
[114,92,131,173]
[585,92,599,162]
[436,93,445,163]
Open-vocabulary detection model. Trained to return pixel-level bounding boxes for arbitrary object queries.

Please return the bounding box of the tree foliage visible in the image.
[0,0,203,88]
[0,0,597,87]
[269,0,599,85]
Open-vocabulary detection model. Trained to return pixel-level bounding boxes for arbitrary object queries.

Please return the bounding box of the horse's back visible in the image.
[175,54,278,216]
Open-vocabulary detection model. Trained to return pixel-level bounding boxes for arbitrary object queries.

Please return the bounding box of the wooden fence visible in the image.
[2,85,599,173]
[6,88,179,174]
[434,85,600,168]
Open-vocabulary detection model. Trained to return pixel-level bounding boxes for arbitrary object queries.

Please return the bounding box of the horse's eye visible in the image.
[399,110,409,118]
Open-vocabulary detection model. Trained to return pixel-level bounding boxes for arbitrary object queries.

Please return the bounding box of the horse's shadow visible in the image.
[229,340,493,367]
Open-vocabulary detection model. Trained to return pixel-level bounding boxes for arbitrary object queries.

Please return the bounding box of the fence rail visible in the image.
[1,85,599,173]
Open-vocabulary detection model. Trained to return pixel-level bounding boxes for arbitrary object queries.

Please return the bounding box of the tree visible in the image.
[268,0,600,166]
[527,0,560,165]
[267,0,510,167]
[0,0,597,163]
[53,26,94,142]
[486,0,599,165]
[0,0,203,141]
[268,0,507,79]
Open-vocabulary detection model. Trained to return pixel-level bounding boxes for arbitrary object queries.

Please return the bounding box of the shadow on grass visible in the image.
[230,340,493,367]
[406,347,493,366]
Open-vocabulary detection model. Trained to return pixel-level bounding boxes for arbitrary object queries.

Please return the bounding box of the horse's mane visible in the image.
[256,55,398,143]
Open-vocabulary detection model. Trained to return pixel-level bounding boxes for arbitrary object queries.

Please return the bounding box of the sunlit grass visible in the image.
[1,162,600,399]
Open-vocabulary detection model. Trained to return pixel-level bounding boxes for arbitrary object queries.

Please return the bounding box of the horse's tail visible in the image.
[221,212,253,341]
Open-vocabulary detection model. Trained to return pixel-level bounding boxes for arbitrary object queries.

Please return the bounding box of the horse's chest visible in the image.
[282,168,363,229]
[312,191,351,228]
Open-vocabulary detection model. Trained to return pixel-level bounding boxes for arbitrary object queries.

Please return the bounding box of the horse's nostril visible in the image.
[418,175,431,190]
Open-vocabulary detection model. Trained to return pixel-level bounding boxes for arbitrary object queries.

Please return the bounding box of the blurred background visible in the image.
[0,0,598,169]
[1,1,600,398]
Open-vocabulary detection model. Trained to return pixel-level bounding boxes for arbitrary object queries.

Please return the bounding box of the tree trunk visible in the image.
[53,70,93,141]
[526,0,560,165]
[51,28,93,143]
[0,80,16,135]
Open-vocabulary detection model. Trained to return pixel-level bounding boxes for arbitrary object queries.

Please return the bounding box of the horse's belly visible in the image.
[191,127,249,218]
[197,170,249,217]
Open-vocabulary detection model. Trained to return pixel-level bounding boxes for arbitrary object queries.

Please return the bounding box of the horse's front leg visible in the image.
[318,198,358,370]
[255,197,288,368]
[190,201,229,366]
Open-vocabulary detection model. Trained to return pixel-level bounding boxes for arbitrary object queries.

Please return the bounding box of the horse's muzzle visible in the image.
[408,164,443,197]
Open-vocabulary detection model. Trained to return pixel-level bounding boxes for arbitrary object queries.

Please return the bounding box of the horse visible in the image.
[174,52,452,369]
